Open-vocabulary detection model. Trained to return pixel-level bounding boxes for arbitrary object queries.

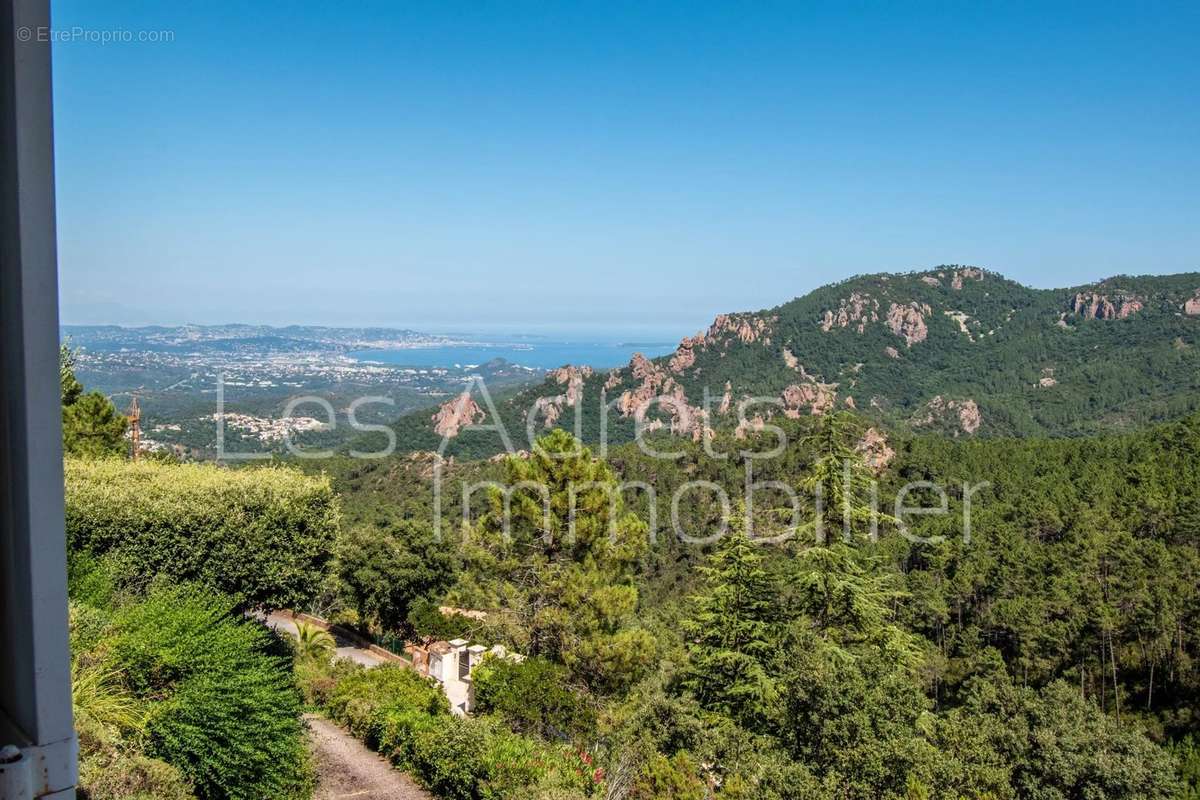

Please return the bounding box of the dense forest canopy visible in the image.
[308,407,1200,798]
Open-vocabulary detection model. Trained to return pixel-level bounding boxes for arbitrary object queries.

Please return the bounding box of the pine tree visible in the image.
[681,527,778,725]
[797,412,893,545]
[786,543,919,664]
[475,429,653,694]
[60,342,83,405]
[60,343,127,458]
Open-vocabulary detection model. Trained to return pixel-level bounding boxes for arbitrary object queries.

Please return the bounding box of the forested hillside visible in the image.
[61,325,1200,798]
[313,411,1200,798]
[377,267,1200,458]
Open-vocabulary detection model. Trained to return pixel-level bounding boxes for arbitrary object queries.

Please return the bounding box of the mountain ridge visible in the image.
[383,266,1200,456]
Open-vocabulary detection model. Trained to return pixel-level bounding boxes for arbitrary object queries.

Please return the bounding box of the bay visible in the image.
[349,339,676,371]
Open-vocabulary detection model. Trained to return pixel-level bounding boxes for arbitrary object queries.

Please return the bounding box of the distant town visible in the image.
[62,324,542,457]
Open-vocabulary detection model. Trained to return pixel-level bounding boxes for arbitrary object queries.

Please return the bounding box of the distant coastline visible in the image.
[351,340,675,371]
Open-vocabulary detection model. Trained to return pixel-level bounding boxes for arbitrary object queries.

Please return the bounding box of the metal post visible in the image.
[0,0,79,796]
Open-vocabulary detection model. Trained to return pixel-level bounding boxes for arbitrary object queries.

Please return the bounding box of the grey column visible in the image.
[0,0,78,797]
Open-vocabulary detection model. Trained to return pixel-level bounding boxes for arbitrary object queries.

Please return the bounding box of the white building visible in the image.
[416,639,522,716]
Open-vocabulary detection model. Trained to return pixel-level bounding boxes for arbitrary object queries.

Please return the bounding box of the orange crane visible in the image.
[127,395,141,461]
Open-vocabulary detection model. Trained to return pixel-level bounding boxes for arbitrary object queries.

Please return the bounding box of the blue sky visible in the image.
[51,1,1199,335]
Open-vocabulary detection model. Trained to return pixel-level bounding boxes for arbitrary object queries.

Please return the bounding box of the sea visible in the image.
[349,338,677,371]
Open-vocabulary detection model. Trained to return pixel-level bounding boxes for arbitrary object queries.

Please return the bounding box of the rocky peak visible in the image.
[628,352,662,383]
[612,353,709,440]
[532,365,593,428]
[706,313,773,347]
[950,267,984,290]
[550,365,592,405]
[550,365,593,385]
[668,335,702,373]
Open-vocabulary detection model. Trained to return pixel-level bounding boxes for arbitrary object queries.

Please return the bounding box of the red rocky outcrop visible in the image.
[705,314,773,347]
[550,365,591,402]
[668,335,701,373]
[432,393,486,438]
[532,365,593,428]
[856,427,895,473]
[1183,291,1200,316]
[911,396,982,436]
[821,292,879,333]
[950,267,984,290]
[1070,292,1143,320]
[615,353,709,440]
[718,381,733,415]
[781,381,837,417]
[886,302,931,346]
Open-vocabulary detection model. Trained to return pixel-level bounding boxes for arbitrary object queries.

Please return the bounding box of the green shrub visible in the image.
[477,725,566,799]
[410,716,489,800]
[377,706,445,769]
[104,584,313,800]
[629,752,706,800]
[472,655,594,739]
[1170,735,1200,800]
[78,744,195,800]
[68,601,113,655]
[294,652,358,708]
[67,551,122,609]
[65,457,339,610]
[325,664,449,746]
[403,715,600,799]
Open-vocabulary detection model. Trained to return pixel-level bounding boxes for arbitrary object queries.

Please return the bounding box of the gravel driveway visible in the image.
[306,714,431,799]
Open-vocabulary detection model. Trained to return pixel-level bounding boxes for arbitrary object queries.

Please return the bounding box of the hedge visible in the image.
[65,458,339,610]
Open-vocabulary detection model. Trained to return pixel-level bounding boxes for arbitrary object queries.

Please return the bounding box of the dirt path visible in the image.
[306,714,431,800]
